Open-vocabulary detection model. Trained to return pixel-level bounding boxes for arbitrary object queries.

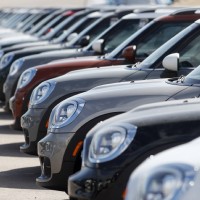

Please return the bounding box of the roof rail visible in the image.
[171,8,200,15]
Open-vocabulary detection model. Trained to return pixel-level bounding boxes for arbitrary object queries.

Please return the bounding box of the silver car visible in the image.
[125,137,200,200]
[34,64,200,190]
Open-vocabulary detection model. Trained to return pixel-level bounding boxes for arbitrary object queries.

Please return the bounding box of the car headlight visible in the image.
[126,164,196,200]
[49,98,85,129]
[0,53,14,70]
[89,123,137,163]
[30,81,56,106]
[17,68,37,89]
[9,58,24,76]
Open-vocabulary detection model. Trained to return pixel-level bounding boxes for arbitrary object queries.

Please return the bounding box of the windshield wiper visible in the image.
[131,62,140,68]
[177,75,185,83]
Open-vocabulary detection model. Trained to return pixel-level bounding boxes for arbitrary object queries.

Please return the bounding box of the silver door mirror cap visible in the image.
[92,39,104,53]
[162,53,179,72]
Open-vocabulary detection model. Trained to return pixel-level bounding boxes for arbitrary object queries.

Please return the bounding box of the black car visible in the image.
[68,97,200,200]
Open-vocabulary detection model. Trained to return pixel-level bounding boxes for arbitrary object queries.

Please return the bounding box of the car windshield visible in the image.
[106,20,192,61]
[86,18,148,53]
[68,16,114,46]
[105,20,155,59]
[184,66,200,84]
[102,18,147,53]
[43,14,83,40]
[138,23,198,69]
[53,17,98,42]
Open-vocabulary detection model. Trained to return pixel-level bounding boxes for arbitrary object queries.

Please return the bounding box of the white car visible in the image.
[125,137,200,200]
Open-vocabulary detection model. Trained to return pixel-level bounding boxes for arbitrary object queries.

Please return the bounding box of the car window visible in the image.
[179,34,200,68]
[55,17,99,42]
[138,23,197,69]
[74,17,113,46]
[184,65,200,84]
[103,19,148,53]
[48,15,83,39]
[73,17,98,34]
[136,23,191,59]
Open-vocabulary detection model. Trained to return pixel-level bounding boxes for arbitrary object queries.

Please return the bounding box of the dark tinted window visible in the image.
[103,19,146,53]
[179,34,200,68]
[74,17,98,34]
[109,21,191,60]
[75,17,112,45]
[139,23,199,69]
[136,22,191,58]
[51,15,83,38]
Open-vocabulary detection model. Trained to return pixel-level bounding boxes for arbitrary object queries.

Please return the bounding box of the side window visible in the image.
[136,23,191,59]
[179,34,200,68]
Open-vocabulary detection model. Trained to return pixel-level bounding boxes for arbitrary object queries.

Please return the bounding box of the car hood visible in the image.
[3,41,50,53]
[48,80,188,133]
[22,49,78,61]
[36,48,79,57]
[55,65,138,83]
[79,79,188,103]
[88,98,200,135]
[0,35,38,45]
[34,55,101,69]
[13,43,63,55]
[19,49,94,73]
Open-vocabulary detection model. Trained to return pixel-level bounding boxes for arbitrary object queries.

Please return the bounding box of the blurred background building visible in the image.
[0,0,199,8]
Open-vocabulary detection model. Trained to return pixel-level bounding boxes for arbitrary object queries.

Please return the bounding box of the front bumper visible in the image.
[11,89,27,120]
[0,68,8,101]
[20,108,47,155]
[68,166,124,200]
[3,74,18,110]
[36,160,75,191]
[37,132,75,190]
[9,96,15,113]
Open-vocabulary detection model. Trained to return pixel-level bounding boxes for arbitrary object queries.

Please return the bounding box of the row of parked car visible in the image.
[1,5,200,200]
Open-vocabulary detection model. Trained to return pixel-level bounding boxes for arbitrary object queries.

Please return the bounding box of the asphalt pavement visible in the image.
[0,103,68,200]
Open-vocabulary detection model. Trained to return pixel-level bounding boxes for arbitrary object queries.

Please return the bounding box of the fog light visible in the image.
[39,141,54,155]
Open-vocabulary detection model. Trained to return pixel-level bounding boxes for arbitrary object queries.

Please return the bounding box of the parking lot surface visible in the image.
[0,104,68,200]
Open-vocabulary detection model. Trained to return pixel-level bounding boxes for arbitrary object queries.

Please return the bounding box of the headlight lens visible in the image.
[126,164,196,200]
[0,53,14,70]
[49,98,85,129]
[89,123,137,163]
[9,58,24,76]
[17,68,36,89]
[30,81,56,106]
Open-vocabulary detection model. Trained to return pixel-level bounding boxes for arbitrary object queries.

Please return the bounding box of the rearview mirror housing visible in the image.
[67,32,78,42]
[92,39,104,53]
[162,53,179,72]
[122,45,136,62]
[79,35,90,47]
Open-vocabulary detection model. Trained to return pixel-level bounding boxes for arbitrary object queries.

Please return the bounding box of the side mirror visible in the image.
[79,35,90,47]
[122,45,136,62]
[162,53,179,72]
[92,39,104,53]
[67,32,78,42]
